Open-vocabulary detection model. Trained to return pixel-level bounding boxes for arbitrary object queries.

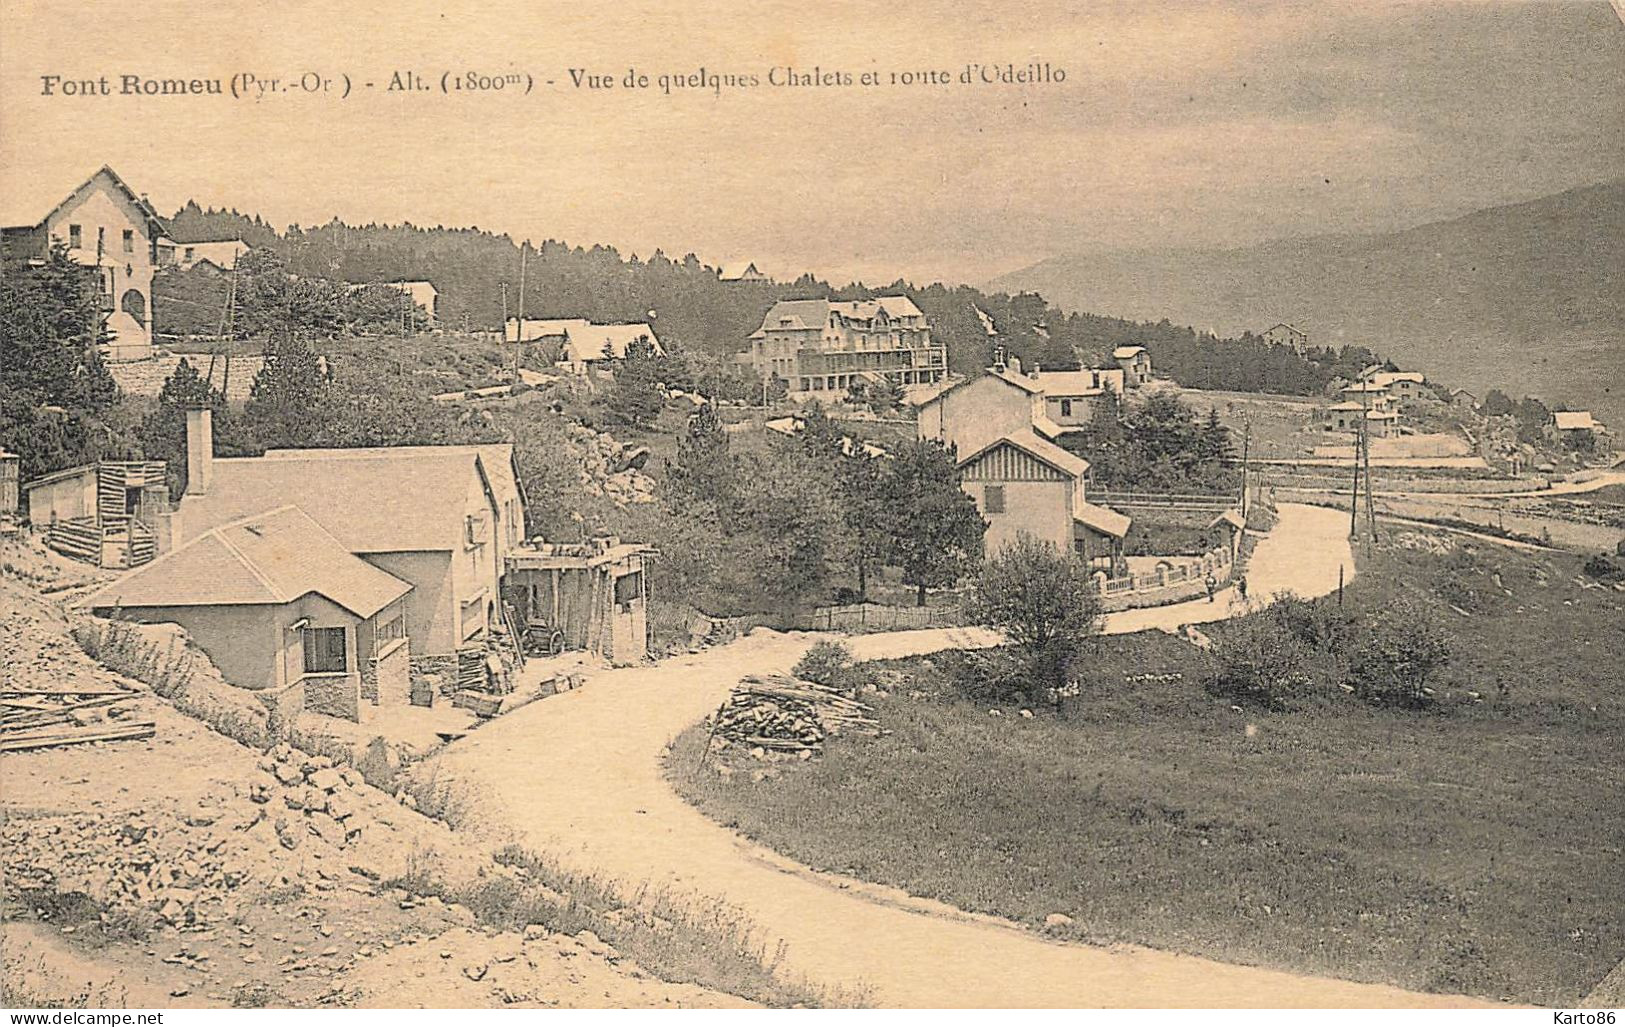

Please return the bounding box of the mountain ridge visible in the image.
[988,179,1625,425]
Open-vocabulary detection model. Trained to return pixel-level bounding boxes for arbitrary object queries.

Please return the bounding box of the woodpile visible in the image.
[708,675,879,760]
[0,686,153,752]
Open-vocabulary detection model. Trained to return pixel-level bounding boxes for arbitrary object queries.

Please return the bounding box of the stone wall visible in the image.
[303,673,361,722]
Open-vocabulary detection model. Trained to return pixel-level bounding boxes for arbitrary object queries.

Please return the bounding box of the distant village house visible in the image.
[504,318,663,374]
[717,260,769,283]
[0,165,170,360]
[1260,322,1308,355]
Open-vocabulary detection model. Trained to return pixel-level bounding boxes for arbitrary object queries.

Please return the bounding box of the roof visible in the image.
[1032,370,1108,397]
[1266,323,1306,336]
[1327,401,1363,412]
[958,429,1089,479]
[1370,371,1425,387]
[83,506,412,617]
[717,261,763,281]
[563,323,663,361]
[915,367,1043,410]
[1074,499,1132,539]
[1552,411,1596,431]
[751,295,924,337]
[22,463,97,491]
[1340,382,1389,394]
[1208,510,1247,532]
[1112,346,1147,359]
[262,443,521,510]
[0,165,165,233]
[1366,410,1400,421]
[179,450,494,553]
[507,317,591,342]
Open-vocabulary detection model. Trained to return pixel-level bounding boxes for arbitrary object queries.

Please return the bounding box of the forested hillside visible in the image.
[155,204,1370,394]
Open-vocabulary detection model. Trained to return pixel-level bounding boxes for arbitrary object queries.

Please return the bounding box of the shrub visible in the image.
[793,640,853,687]
[1582,553,1625,584]
[1346,605,1451,709]
[1204,613,1317,709]
[964,536,1102,702]
[949,645,1033,704]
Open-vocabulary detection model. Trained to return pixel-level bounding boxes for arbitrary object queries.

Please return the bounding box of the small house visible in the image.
[1326,401,1364,433]
[1366,371,1429,403]
[170,238,249,272]
[1112,346,1153,387]
[956,429,1129,574]
[22,460,168,568]
[1545,411,1603,444]
[82,505,414,723]
[717,261,769,283]
[1032,369,1123,428]
[1261,323,1308,355]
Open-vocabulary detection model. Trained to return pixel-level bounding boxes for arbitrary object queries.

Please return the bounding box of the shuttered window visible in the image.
[303,627,347,674]
[985,485,1006,513]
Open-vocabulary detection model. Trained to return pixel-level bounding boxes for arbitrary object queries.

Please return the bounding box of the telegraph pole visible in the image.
[1363,408,1379,540]
[1239,416,1252,523]
[500,283,509,356]
[515,242,528,383]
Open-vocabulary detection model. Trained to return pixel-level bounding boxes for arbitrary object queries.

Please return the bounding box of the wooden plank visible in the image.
[0,722,156,752]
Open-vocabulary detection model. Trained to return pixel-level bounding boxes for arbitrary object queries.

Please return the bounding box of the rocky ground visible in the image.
[0,537,748,1009]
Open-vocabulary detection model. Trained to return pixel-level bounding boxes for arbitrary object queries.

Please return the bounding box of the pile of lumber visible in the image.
[0,687,153,752]
[709,675,878,759]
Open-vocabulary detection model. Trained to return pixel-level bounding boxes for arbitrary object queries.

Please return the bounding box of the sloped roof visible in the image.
[507,317,591,342]
[1208,510,1247,532]
[1032,370,1107,397]
[1074,499,1131,539]
[1552,411,1596,431]
[1266,323,1306,336]
[1,165,159,231]
[959,429,1089,479]
[83,506,412,617]
[1370,371,1425,387]
[262,443,521,511]
[1327,401,1364,411]
[718,261,764,281]
[563,323,663,361]
[751,295,924,337]
[915,366,1043,411]
[179,451,491,553]
[1112,346,1147,359]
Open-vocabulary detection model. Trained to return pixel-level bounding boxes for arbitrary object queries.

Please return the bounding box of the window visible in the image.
[613,570,643,606]
[122,229,133,253]
[302,627,347,674]
[984,485,1006,514]
[377,614,404,643]
[68,224,82,248]
[1060,399,1073,418]
[184,246,195,261]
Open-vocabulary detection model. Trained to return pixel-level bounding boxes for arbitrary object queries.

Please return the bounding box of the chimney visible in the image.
[1031,362,1042,378]
[991,343,1007,371]
[1008,355,1023,376]
[185,407,213,496]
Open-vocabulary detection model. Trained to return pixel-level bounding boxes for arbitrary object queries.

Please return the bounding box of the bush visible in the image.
[1204,613,1317,709]
[1346,606,1451,709]
[949,645,1034,704]
[965,536,1102,702]
[1582,553,1625,584]
[793,640,853,686]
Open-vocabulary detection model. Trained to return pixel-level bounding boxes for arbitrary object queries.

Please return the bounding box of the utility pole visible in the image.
[500,283,509,358]
[1363,409,1378,540]
[516,242,528,383]
[1348,422,1362,540]
[1239,416,1251,523]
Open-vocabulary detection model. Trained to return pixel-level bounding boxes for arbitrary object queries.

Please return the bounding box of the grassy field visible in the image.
[669,534,1625,1004]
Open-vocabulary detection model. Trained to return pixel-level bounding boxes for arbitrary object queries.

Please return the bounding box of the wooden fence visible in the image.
[806,602,960,632]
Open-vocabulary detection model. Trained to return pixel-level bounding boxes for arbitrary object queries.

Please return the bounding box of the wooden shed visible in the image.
[504,536,655,665]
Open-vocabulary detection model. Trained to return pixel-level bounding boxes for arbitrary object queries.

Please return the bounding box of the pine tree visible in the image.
[885,439,986,606]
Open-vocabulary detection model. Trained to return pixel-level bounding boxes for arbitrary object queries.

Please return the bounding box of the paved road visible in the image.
[437,505,1481,1007]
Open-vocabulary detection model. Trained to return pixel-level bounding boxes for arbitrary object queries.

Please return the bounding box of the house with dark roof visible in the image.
[1260,323,1308,355]
[717,260,768,283]
[82,506,414,723]
[0,165,173,360]
[171,411,507,680]
[741,296,946,396]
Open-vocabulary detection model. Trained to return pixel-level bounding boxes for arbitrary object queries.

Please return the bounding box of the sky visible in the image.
[1,0,1621,287]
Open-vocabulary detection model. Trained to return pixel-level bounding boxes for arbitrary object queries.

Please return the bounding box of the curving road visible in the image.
[436,505,1483,1007]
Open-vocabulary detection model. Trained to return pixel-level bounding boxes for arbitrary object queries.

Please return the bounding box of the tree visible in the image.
[665,402,733,508]
[140,357,227,497]
[884,439,986,606]
[964,535,1102,702]
[242,332,332,449]
[1347,605,1451,708]
[605,334,665,429]
[0,243,122,479]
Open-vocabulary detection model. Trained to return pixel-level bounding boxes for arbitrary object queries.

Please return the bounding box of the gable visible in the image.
[960,440,1072,482]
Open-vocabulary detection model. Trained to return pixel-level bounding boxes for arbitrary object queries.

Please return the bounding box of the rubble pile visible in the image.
[565,423,656,505]
[250,745,373,852]
[708,674,879,761]
[4,807,260,931]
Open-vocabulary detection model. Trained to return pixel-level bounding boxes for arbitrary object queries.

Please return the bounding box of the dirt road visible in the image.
[436,505,1481,1007]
